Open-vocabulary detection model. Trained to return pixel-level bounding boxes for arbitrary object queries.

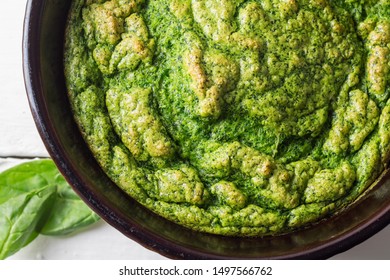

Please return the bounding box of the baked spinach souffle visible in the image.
[64,0,390,236]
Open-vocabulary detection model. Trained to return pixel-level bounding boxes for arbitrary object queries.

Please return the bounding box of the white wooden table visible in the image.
[1,0,389,260]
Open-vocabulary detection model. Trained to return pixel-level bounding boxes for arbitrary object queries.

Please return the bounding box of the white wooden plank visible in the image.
[8,221,166,260]
[0,157,32,172]
[0,0,48,158]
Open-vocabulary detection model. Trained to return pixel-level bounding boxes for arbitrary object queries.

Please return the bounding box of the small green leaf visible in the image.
[40,173,100,236]
[0,160,58,204]
[0,186,56,259]
[0,159,100,259]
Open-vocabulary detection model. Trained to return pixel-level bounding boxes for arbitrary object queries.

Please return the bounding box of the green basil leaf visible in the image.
[0,186,56,259]
[0,159,100,259]
[40,172,100,236]
[0,160,58,204]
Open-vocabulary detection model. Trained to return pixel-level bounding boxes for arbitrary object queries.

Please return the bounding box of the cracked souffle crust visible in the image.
[64,0,390,236]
